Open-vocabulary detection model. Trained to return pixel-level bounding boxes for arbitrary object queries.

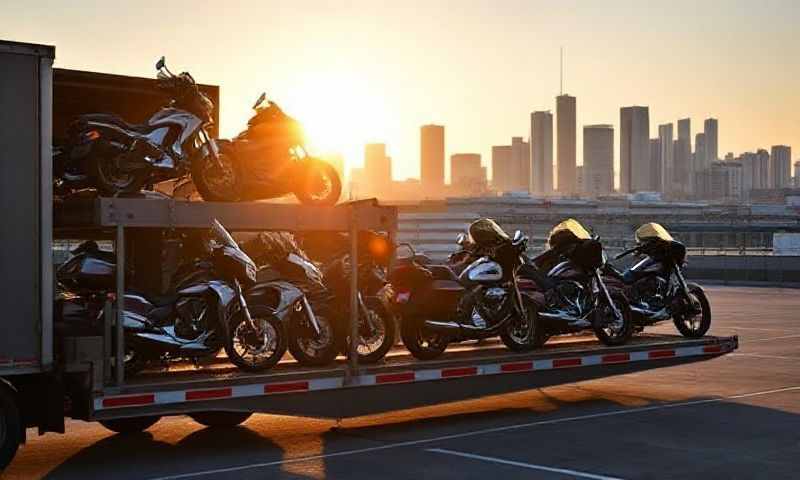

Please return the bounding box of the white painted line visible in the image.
[427,448,624,480]
[729,353,799,361]
[146,385,800,480]
[750,334,800,342]
[719,326,798,332]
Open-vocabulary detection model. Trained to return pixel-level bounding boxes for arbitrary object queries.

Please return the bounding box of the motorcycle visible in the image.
[390,218,539,360]
[55,220,286,374]
[603,223,711,338]
[243,231,395,365]
[208,93,342,205]
[54,57,227,199]
[517,219,634,346]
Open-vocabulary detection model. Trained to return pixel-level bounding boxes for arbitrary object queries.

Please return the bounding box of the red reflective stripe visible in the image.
[376,372,415,384]
[186,387,232,401]
[649,349,676,359]
[265,381,309,394]
[102,394,155,408]
[553,358,582,368]
[703,345,723,353]
[501,361,533,372]
[441,366,478,378]
[602,353,631,364]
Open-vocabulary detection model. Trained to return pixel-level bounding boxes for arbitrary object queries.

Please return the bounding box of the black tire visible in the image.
[345,298,396,364]
[192,146,240,202]
[225,313,287,373]
[294,159,342,206]
[501,296,547,351]
[593,292,634,346]
[99,415,161,434]
[88,140,147,196]
[189,411,252,428]
[673,283,711,338]
[287,312,339,366]
[400,316,449,360]
[0,385,22,471]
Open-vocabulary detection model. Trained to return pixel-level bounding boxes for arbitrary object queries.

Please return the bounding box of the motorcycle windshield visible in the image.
[635,222,674,243]
[211,218,239,250]
[467,218,510,247]
[546,218,591,249]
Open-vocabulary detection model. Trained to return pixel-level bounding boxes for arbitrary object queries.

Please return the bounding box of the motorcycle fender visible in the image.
[207,281,238,339]
[246,281,305,323]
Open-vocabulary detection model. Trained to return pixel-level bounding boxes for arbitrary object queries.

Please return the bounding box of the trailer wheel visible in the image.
[189,411,252,428]
[99,415,161,434]
[0,385,21,470]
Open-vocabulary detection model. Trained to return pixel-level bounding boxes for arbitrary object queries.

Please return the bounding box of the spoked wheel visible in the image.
[189,411,253,428]
[192,148,240,201]
[90,143,147,195]
[501,297,547,351]
[673,283,711,338]
[225,314,286,372]
[400,317,449,360]
[294,159,342,206]
[287,313,338,366]
[593,293,634,346]
[99,416,161,434]
[345,298,396,364]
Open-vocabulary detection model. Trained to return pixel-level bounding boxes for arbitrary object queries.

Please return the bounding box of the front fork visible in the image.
[234,279,258,332]
[301,295,322,336]
[595,269,622,322]
[673,267,700,313]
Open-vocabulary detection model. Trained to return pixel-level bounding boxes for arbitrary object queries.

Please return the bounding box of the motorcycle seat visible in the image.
[427,265,460,282]
[431,279,464,292]
[148,305,173,323]
[78,113,153,134]
[519,263,556,291]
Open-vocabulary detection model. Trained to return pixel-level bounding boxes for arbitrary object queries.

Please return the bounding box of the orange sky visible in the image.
[4,0,799,181]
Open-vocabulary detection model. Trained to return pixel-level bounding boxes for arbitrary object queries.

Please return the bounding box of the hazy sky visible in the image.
[4,0,799,181]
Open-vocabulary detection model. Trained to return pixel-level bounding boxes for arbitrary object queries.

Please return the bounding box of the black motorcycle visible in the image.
[56,219,286,374]
[207,93,342,205]
[603,223,711,338]
[390,219,538,360]
[517,219,634,346]
[54,57,227,199]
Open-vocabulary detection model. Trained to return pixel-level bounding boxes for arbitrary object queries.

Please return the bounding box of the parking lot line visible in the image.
[147,385,800,480]
[750,334,800,342]
[426,448,624,480]
[729,353,798,361]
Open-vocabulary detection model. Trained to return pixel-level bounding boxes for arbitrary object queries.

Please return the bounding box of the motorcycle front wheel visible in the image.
[500,296,547,351]
[225,313,286,372]
[287,312,339,366]
[342,297,396,364]
[593,292,634,346]
[673,283,711,338]
[294,158,342,206]
[400,316,449,360]
[192,148,241,201]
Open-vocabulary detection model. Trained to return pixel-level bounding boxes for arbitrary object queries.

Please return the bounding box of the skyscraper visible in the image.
[695,133,707,171]
[451,153,486,195]
[531,111,554,194]
[794,161,800,187]
[649,138,662,192]
[583,124,614,196]
[771,145,792,188]
[510,137,530,192]
[755,149,770,188]
[620,106,650,193]
[556,94,577,194]
[491,145,512,192]
[364,143,391,195]
[658,123,674,193]
[420,124,444,197]
[704,118,719,166]
[676,118,692,194]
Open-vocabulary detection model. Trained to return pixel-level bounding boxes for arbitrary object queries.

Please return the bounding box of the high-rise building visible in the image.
[794,161,800,187]
[420,124,444,196]
[556,94,577,194]
[531,111,554,194]
[363,143,391,198]
[755,149,770,189]
[649,138,662,192]
[657,124,674,193]
[510,136,530,192]
[771,145,792,188]
[576,165,585,195]
[583,124,614,196]
[695,133,706,172]
[491,145,512,192]
[676,118,692,194]
[740,152,756,197]
[451,153,486,195]
[620,106,650,193]
[704,118,719,166]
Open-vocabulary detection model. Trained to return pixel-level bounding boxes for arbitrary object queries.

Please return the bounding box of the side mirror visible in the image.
[156,56,166,70]
[513,230,523,242]
[253,92,266,110]
[456,233,466,246]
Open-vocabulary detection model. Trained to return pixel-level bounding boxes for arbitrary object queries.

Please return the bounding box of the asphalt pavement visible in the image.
[4,286,799,480]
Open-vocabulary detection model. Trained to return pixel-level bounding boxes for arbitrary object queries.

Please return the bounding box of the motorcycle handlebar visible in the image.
[614,247,639,260]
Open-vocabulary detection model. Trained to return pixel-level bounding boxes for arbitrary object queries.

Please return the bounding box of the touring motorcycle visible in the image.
[603,223,711,337]
[390,219,538,360]
[207,93,342,205]
[517,219,634,346]
[55,219,286,374]
[54,57,227,199]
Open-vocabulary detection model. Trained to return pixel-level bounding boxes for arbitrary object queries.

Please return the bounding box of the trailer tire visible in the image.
[0,385,21,471]
[99,415,161,434]
[189,411,252,428]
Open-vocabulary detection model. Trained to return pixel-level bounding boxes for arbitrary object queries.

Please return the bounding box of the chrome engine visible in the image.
[547,280,591,318]
[631,276,669,310]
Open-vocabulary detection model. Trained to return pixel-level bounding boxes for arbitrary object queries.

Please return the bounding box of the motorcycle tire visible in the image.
[500,296,547,351]
[189,411,252,428]
[673,283,711,338]
[593,292,634,346]
[0,385,22,470]
[287,312,339,366]
[88,140,147,196]
[225,313,287,373]
[342,298,396,364]
[192,147,241,201]
[294,158,342,206]
[400,316,449,360]
[99,416,161,434]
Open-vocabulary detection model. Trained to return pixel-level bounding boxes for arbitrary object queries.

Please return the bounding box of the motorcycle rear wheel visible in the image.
[294,159,342,206]
[89,141,147,195]
[400,316,449,360]
[192,148,241,201]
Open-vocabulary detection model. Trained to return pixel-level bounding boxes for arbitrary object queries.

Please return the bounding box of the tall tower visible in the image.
[583,124,614,196]
[620,106,650,193]
[491,145,512,192]
[771,145,791,188]
[510,136,530,192]
[420,124,444,197]
[676,118,692,194]
[531,111,554,194]
[556,95,577,194]
[649,138,662,193]
[704,118,719,166]
[657,123,674,193]
[364,143,391,195]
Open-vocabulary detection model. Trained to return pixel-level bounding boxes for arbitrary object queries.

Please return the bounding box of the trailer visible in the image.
[0,39,739,470]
